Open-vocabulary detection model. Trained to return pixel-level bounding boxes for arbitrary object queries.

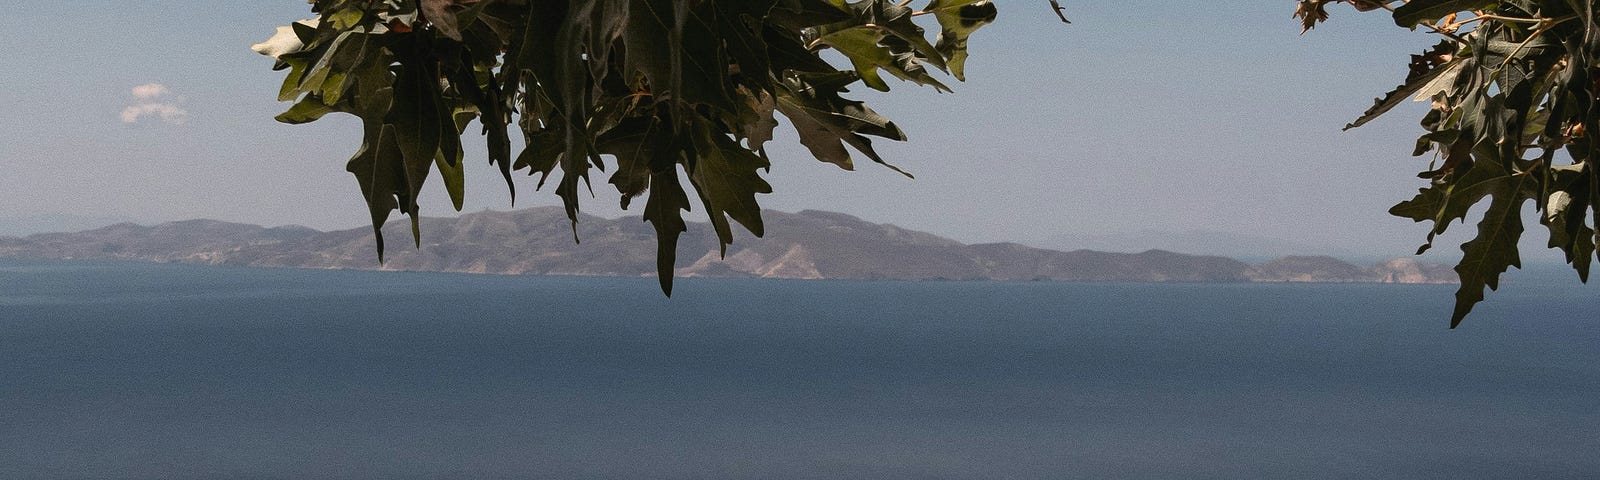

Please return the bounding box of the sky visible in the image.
[0,1,1557,262]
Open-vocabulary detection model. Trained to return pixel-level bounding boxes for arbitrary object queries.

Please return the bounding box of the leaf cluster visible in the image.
[1307,0,1600,326]
[257,0,998,294]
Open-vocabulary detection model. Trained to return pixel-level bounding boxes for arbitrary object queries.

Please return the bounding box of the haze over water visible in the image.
[3,261,1597,479]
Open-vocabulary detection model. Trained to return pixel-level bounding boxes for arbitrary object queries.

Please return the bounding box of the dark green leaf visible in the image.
[687,116,773,255]
[1346,41,1460,131]
[776,72,910,175]
[275,94,339,124]
[1450,162,1537,327]
[623,0,737,113]
[645,165,692,295]
[1544,164,1595,281]
[389,60,448,246]
[1393,0,1498,28]
[345,122,406,261]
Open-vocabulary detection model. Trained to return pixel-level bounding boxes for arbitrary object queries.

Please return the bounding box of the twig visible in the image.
[1049,0,1070,24]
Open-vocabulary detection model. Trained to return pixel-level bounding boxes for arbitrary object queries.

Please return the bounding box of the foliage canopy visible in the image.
[1302,0,1600,326]
[263,0,1600,326]
[254,0,999,295]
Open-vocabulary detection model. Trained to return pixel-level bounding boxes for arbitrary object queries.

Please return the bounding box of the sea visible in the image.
[1,260,1597,479]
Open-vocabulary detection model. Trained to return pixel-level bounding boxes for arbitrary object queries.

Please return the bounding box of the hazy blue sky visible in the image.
[0,1,1536,260]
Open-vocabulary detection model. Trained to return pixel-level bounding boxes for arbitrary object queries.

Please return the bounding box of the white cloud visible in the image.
[121,83,188,125]
[131,83,171,100]
[120,103,188,125]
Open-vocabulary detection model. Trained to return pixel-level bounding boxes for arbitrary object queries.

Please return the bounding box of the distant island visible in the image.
[0,207,1456,284]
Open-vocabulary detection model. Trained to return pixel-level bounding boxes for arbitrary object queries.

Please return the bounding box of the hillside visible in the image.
[0,207,1456,284]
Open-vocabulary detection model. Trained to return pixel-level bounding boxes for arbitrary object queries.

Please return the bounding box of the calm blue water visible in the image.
[1,260,1597,479]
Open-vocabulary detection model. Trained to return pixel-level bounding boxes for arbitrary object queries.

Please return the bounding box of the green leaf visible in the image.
[1346,41,1460,131]
[775,72,910,175]
[1390,183,1448,223]
[1392,0,1498,28]
[434,107,480,212]
[276,56,312,102]
[345,122,406,262]
[711,0,780,93]
[1591,155,1600,280]
[316,33,375,106]
[601,118,659,208]
[1578,227,1598,282]
[296,31,356,100]
[443,58,514,201]
[738,87,779,150]
[389,60,448,246]
[805,0,953,92]
[1543,164,1595,281]
[687,116,773,255]
[1450,163,1537,327]
[925,0,997,81]
[1411,149,1508,236]
[436,149,466,211]
[777,97,854,170]
[1390,180,1453,255]
[512,0,602,210]
[622,0,738,113]
[645,165,692,295]
[598,116,693,294]
[274,94,338,124]
[514,130,565,185]
[765,17,843,75]
[854,0,946,73]
[808,21,949,92]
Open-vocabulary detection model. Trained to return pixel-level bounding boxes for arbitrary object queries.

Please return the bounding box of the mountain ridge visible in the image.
[0,207,1457,284]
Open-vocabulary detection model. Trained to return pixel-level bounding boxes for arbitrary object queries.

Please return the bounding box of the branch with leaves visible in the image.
[1301,0,1600,326]
[254,0,1000,295]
